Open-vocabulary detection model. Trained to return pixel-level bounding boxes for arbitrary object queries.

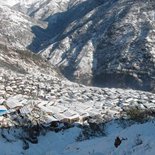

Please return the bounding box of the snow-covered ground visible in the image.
[0,0,40,7]
[1,121,155,155]
[65,121,155,155]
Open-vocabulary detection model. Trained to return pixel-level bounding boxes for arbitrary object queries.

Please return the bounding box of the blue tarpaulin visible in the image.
[0,106,8,116]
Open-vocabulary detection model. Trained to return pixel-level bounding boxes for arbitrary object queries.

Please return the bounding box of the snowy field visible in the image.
[0,121,155,155]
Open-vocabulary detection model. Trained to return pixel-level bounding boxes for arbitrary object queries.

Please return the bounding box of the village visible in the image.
[0,70,155,131]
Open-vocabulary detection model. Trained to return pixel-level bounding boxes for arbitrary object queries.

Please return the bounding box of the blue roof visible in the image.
[0,110,7,116]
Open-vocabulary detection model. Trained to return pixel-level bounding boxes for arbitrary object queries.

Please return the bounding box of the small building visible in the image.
[5,97,23,109]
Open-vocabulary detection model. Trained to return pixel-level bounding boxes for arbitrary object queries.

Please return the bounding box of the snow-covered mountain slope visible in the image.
[0,0,21,6]
[1,0,155,91]
[0,43,60,78]
[0,0,40,7]
[33,0,155,91]
[1,0,78,20]
[0,4,49,50]
[13,0,71,20]
[0,0,83,51]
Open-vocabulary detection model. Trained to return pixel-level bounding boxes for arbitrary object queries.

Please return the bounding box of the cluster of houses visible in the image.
[0,94,106,128]
[0,71,155,130]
